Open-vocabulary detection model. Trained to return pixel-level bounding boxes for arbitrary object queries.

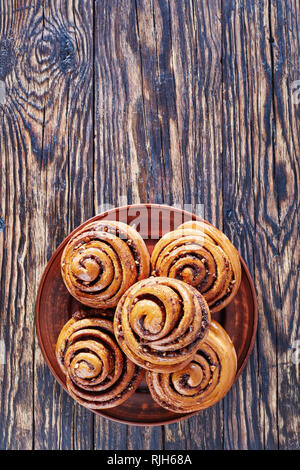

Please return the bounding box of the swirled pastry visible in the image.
[56,313,144,409]
[61,220,150,308]
[146,321,237,413]
[151,220,241,313]
[114,277,211,373]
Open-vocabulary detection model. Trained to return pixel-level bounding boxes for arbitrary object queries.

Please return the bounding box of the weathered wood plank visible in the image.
[0,0,94,449]
[0,0,45,449]
[166,0,224,224]
[221,0,289,449]
[269,0,300,450]
[33,0,95,450]
[127,425,164,450]
[161,0,224,450]
[92,0,165,448]
[221,0,264,449]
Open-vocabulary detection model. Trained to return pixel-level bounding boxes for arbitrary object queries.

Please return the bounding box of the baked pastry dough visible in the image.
[61,220,150,308]
[146,320,237,413]
[151,220,241,313]
[114,276,211,373]
[56,313,144,409]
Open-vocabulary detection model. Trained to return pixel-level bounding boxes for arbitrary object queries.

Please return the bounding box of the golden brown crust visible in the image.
[61,220,150,308]
[114,277,211,373]
[56,314,144,409]
[146,321,237,413]
[150,220,241,313]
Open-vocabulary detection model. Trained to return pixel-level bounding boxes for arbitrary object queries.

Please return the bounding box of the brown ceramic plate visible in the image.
[35,204,258,426]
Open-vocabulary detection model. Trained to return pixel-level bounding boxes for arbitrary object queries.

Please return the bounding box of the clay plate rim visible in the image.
[35,203,258,426]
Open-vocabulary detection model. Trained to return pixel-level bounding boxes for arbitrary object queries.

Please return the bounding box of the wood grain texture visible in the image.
[93,0,165,449]
[0,0,94,449]
[0,0,299,450]
[269,0,300,450]
[221,0,268,449]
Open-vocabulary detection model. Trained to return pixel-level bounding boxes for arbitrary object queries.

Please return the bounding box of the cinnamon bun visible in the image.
[114,277,211,373]
[56,313,144,409]
[146,320,237,413]
[151,220,241,312]
[61,220,150,308]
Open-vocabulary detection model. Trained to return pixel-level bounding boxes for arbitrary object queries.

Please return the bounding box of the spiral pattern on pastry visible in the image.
[146,321,237,413]
[61,220,150,308]
[56,313,144,409]
[150,220,241,313]
[114,277,211,373]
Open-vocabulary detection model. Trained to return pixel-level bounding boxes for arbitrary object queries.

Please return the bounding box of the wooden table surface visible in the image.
[0,0,299,451]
